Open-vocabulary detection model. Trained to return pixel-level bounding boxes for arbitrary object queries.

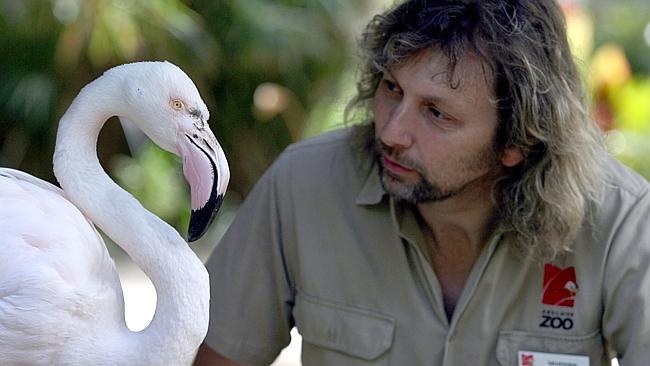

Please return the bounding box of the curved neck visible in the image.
[53,78,209,364]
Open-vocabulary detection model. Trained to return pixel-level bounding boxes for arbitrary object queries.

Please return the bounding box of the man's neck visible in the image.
[414,187,498,321]
[416,187,497,254]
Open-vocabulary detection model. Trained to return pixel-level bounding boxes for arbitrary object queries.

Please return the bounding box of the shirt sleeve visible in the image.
[203,156,295,366]
[602,189,650,365]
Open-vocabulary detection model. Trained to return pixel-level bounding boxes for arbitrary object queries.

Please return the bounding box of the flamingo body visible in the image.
[0,61,229,365]
[0,168,125,364]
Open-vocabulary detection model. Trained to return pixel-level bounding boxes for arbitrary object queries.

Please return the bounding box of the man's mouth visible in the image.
[382,154,416,175]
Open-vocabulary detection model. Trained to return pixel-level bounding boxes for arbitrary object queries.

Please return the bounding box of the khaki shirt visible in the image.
[204,128,650,366]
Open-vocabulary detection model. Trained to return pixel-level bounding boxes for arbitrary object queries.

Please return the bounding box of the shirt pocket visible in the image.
[496,330,605,366]
[293,293,395,364]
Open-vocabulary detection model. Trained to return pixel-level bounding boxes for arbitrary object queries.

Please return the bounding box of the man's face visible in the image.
[373,49,508,204]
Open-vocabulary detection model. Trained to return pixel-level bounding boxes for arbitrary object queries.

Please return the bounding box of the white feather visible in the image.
[0,62,228,365]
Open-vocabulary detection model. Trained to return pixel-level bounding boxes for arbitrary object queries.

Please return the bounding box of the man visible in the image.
[195,0,650,365]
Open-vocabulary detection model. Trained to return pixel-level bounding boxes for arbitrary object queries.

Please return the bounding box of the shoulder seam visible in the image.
[284,130,351,154]
[603,176,649,198]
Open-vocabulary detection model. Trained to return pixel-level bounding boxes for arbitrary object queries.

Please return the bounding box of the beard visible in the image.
[374,139,456,204]
[364,128,500,205]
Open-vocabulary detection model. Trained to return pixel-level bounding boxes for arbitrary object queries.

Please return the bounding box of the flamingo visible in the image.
[0,61,230,365]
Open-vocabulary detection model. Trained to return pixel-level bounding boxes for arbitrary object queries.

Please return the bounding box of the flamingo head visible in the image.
[110,61,230,242]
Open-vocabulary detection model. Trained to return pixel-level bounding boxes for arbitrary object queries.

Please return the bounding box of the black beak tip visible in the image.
[187,194,225,242]
[187,225,203,243]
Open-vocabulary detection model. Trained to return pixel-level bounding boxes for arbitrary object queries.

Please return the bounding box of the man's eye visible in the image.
[428,106,445,120]
[426,106,456,130]
[383,79,400,94]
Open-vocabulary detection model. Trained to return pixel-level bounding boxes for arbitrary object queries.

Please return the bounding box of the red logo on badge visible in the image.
[542,264,578,307]
[521,353,534,366]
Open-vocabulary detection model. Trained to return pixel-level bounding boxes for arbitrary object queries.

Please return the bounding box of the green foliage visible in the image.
[0,0,380,235]
[611,78,650,133]
[586,0,650,179]
[592,0,650,74]
[111,141,190,230]
[1,0,648,233]
[608,78,650,179]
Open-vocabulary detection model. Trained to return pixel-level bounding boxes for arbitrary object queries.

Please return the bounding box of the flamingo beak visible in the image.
[178,125,230,242]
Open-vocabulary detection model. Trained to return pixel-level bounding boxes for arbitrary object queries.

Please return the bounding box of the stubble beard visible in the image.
[372,137,500,205]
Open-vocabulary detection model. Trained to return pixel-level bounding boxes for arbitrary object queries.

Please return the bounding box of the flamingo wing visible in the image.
[0,168,125,364]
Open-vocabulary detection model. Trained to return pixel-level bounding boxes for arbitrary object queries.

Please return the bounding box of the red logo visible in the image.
[542,264,578,307]
[521,353,534,366]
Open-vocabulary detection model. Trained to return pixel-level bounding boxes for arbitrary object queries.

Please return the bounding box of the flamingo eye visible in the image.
[172,100,184,110]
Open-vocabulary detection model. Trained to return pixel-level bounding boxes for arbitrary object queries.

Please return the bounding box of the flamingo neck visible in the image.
[52,77,209,364]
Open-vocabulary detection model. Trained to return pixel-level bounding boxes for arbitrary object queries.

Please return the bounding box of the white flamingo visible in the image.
[0,61,229,365]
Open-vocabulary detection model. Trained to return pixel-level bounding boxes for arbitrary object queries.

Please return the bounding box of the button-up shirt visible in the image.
[204,127,650,366]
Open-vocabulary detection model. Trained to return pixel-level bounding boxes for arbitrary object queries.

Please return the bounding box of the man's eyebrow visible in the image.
[382,67,470,112]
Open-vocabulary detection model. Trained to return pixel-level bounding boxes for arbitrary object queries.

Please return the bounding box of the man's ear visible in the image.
[501,146,524,167]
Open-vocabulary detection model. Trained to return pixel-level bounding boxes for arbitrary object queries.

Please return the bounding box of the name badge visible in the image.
[518,350,589,366]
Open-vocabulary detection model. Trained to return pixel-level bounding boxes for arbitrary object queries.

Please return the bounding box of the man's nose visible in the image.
[379,103,414,150]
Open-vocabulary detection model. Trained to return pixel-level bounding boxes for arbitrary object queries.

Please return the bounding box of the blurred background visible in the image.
[0,0,648,365]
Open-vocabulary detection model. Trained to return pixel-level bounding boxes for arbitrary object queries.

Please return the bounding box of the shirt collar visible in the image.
[355,160,387,206]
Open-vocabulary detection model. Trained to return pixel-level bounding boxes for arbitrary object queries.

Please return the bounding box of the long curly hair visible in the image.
[348,0,606,258]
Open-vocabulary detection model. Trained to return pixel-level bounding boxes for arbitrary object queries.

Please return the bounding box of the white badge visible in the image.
[518,350,589,366]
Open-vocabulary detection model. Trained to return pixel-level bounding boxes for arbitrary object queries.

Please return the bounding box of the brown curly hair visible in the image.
[348,0,606,258]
